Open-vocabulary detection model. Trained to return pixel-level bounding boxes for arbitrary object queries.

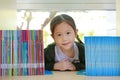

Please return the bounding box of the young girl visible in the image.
[44,14,85,71]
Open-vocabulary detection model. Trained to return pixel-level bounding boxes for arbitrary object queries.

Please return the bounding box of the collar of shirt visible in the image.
[55,43,79,62]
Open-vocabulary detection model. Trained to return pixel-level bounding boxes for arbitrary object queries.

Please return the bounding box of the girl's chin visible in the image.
[61,45,72,50]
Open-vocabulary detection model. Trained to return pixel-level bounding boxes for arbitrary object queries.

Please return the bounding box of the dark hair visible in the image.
[50,14,83,44]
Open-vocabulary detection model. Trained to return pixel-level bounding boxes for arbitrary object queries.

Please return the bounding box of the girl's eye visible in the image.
[67,32,71,35]
[57,34,62,36]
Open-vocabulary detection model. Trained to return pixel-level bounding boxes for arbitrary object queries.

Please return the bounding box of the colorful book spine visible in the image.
[36,30,40,75]
[32,30,36,75]
[2,30,7,76]
[31,30,35,75]
[39,30,44,75]
[13,30,18,76]
[0,30,2,76]
[21,30,28,76]
[28,30,32,75]
[18,30,22,76]
[7,30,12,76]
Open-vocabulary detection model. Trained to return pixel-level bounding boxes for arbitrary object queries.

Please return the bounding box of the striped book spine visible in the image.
[7,30,12,76]
[13,30,18,76]
[0,30,2,76]
[2,30,7,76]
[36,30,40,75]
[21,30,28,76]
[28,30,32,75]
[18,30,22,76]
[40,30,44,75]
[34,31,37,75]
[31,30,35,75]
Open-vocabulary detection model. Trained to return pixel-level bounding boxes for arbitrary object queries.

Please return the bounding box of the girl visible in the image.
[44,14,85,71]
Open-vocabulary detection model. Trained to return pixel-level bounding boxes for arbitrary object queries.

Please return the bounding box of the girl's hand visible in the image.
[53,59,76,71]
[65,60,76,71]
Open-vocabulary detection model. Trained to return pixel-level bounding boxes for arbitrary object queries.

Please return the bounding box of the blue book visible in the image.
[13,30,19,76]
[45,70,53,75]
[82,36,120,76]
[2,30,7,76]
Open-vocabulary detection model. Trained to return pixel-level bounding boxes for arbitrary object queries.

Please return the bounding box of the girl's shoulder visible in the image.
[44,43,56,55]
[47,42,56,47]
[44,42,56,50]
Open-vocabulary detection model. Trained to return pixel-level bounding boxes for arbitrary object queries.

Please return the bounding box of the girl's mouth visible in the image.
[62,42,70,45]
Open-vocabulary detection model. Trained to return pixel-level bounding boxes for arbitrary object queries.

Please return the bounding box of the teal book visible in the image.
[2,30,7,76]
[7,30,12,76]
[13,30,19,76]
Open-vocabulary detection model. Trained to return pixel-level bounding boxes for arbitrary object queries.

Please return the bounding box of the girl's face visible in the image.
[52,21,77,51]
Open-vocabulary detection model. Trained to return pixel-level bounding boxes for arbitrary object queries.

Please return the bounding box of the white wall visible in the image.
[0,0,17,30]
[16,0,115,10]
[0,0,116,30]
[116,0,120,35]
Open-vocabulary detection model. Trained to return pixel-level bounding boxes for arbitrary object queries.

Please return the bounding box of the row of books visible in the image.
[84,36,120,76]
[0,30,44,76]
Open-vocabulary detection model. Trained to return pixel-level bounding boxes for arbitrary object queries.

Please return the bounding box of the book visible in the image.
[0,30,2,76]
[84,36,120,76]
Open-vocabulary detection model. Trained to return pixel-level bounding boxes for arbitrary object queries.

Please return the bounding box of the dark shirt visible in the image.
[44,42,85,71]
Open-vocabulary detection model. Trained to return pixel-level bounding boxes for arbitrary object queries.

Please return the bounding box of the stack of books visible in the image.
[0,30,44,76]
[84,36,120,76]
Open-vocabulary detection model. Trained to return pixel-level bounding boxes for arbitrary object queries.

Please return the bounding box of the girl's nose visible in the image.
[62,34,68,41]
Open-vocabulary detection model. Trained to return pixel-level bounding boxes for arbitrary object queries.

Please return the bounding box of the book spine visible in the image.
[31,30,35,75]
[0,30,2,76]
[7,30,12,76]
[18,30,22,76]
[40,30,44,75]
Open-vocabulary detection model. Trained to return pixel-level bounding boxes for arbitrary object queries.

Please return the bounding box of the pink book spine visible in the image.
[41,30,44,75]
[27,30,32,75]
[36,30,40,75]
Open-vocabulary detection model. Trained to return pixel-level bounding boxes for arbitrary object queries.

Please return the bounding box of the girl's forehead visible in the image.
[56,22,72,28]
[54,22,74,32]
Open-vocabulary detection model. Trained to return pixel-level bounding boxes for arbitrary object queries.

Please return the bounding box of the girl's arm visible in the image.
[54,59,76,71]
[44,43,56,70]
[74,42,85,70]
